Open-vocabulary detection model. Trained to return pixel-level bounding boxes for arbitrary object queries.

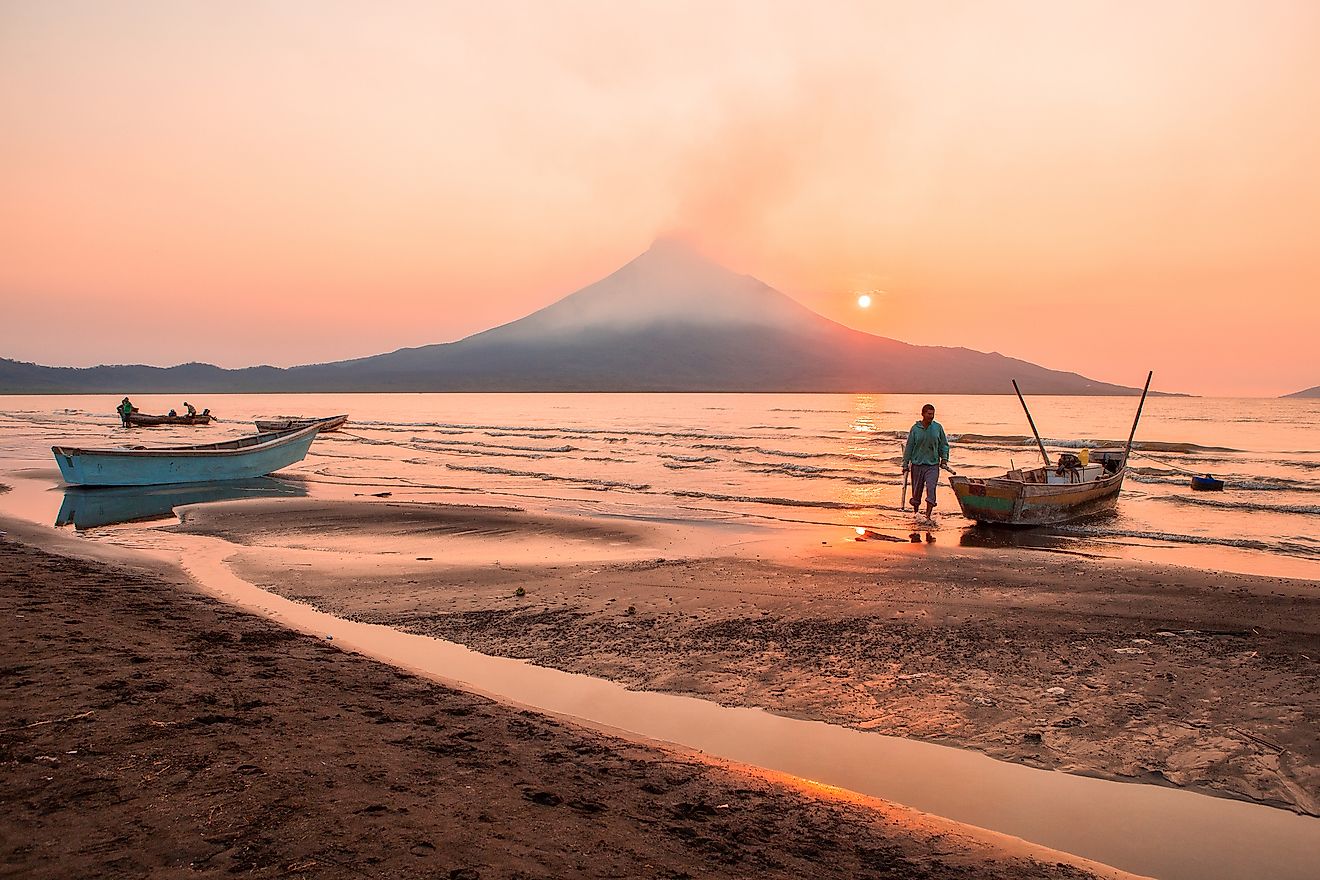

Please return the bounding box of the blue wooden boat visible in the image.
[51,425,320,487]
[1191,474,1225,491]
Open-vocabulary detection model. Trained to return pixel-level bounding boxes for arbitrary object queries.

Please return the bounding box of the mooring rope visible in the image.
[1127,450,1207,476]
[335,429,456,459]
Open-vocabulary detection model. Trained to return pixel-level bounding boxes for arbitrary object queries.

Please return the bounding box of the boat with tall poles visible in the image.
[948,372,1153,526]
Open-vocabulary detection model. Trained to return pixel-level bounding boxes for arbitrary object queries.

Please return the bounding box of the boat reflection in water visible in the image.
[957,522,1123,557]
[55,477,306,531]
[958,524,1078,551]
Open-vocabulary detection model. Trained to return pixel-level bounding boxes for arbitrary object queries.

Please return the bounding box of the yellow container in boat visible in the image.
[1079,448,1090,466]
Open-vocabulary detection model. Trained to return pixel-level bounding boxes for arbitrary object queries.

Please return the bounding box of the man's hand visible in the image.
[901,463,909,473]
[940,459,948,469]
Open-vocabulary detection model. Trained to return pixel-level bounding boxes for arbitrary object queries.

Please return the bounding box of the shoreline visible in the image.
[169,497,1320,818]
[0,517,1135,880]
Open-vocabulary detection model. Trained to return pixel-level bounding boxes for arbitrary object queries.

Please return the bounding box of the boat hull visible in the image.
[125,413,213,427]
[949,471,1125,526]
[253,414,347,433]
[52,426,319,487]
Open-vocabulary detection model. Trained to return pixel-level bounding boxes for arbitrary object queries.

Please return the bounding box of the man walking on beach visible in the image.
[903,403,950,520]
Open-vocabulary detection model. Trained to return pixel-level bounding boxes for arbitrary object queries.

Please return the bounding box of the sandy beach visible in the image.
[172,498,1320,818]
[0,523,1134,880]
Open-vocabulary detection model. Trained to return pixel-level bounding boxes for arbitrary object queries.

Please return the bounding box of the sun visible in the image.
[856,294,872,309]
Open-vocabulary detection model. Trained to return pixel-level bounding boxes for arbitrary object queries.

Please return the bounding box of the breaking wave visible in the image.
[1155,495,1320,516]
[670,490,872,510]
[732,458,891,486]
[694,443,821,459]
[409,437,578,454]
[768,407,848,414]
[1052,524,1320,559]
[692,443,898,465]
[1126,471,1320,493]
[948,433,1244,454]
[443,463,650,492]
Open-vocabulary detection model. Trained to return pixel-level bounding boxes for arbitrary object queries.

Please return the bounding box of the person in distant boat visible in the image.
[168,409,177,417]
[902,403,951,520]
[117,397,135,427]
[183,401,197,418]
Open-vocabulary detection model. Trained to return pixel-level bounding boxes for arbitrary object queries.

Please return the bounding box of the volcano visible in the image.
[1,240,1139,394]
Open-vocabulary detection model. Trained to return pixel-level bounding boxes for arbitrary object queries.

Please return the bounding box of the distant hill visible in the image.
[1283,385,1320,399]
[0,240,1146,395]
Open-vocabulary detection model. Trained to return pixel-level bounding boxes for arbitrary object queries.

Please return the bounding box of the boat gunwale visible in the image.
[950,467,1126,498]
[50,424,321,459]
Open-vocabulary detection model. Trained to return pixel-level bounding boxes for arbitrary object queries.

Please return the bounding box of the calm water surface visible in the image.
[1,392,1317,578]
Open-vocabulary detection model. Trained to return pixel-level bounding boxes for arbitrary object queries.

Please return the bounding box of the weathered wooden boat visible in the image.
[55,477,306,530]
[51,425,321,487]
[950,448,1129,525]
[949,372,1153,526]
[1191,474,1225,491]
[253,414,348,433]
[125,412,213,427]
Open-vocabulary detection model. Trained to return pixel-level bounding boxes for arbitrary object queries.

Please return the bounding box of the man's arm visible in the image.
[902,429,915,470]
[939,426,951,465]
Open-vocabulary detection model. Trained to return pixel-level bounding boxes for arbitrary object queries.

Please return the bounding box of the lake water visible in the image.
[1,392,1318,578]
[3,396,1319,878]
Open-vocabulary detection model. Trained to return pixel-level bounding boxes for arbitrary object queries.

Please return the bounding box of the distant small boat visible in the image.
[254,414,348,433]
[125,412,213,427]
[1191,474,1225,491]
[52,425,321,487]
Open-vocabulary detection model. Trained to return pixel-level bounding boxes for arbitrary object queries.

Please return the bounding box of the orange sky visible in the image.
[2,1,1317,396]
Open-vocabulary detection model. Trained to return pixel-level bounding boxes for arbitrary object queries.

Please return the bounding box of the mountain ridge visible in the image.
[1,241,1151,395]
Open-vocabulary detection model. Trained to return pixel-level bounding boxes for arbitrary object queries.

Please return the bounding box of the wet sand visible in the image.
[0,532,1128,880]
[173,499,1320,817]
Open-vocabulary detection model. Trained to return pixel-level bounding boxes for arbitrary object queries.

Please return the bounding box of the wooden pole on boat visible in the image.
[1012,379,1051,467]
[1123,371,1154,468]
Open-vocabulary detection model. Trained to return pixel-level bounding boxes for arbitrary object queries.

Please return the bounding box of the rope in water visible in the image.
[335,429,453,458]
[1127,450,1209,477]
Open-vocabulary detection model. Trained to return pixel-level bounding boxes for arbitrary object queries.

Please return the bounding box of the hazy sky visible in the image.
[2,1,1317,396]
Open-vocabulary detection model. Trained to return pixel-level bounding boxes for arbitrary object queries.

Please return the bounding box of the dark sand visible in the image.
[0,533,1130,879]
[175,499,1320,817]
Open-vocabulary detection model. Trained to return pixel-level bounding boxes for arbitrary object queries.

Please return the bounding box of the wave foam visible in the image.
[1155,495,1320,516]
[670,490,871,510]
[444,462,650,491]
[1053,524,1320,558]
[732,458,891,486]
